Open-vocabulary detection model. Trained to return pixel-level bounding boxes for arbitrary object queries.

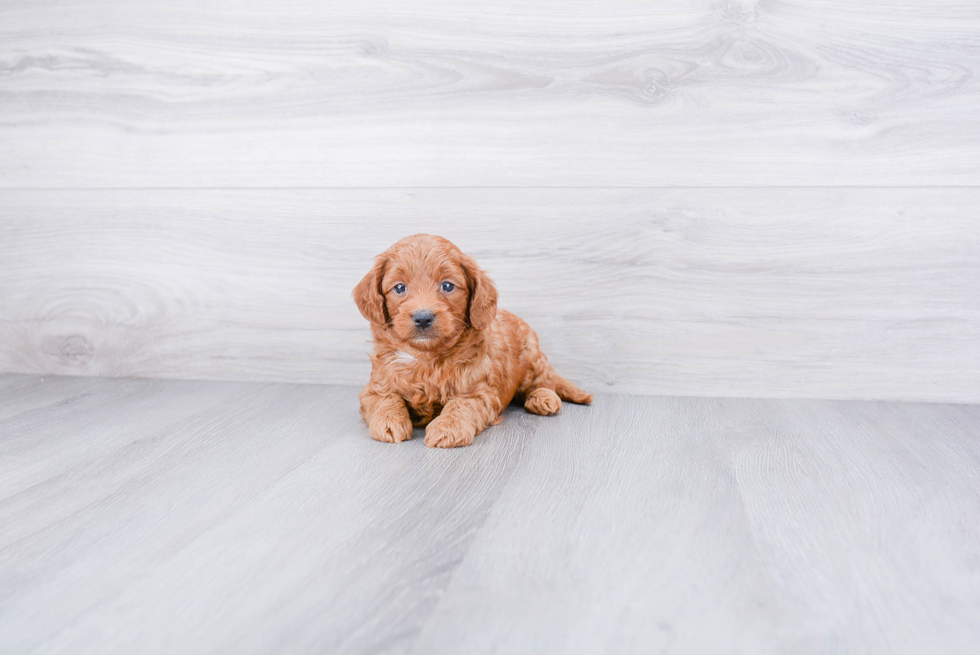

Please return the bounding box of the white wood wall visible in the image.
[1,1,978,402]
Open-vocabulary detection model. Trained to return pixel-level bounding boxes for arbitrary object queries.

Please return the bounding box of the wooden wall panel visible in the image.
[1,188,977,402]
[2,1,977,400]
[1,1,978,187]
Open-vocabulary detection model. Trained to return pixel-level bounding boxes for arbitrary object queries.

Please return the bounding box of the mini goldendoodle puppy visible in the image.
[353,234,592,448]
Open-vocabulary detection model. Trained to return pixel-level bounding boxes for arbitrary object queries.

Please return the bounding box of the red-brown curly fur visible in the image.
[353,234,592,448]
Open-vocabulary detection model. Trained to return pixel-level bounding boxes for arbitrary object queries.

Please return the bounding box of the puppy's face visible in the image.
[353,235,498,352]
[382,250,470,351]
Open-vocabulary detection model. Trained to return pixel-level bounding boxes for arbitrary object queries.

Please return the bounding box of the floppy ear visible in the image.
[352,255,388,327]
[460,254,498,330]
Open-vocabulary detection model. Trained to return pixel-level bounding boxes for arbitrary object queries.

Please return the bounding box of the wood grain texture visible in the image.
[1,0,979,187]
[1,374,978,654]
[1,188,978,402]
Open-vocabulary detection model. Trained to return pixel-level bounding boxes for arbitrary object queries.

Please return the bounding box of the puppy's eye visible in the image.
[393,283,406,295]
[441,281,455,293]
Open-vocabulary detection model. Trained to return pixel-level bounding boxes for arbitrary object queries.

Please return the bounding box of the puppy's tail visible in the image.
[552,374,593,405]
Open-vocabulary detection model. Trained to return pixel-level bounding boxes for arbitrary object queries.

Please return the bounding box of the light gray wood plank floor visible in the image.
[1,373,978,654]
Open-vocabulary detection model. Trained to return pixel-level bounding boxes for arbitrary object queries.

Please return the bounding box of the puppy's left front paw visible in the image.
[424,416,475,449]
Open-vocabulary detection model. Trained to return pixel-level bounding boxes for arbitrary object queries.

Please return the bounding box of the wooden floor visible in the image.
[1,374,978,654]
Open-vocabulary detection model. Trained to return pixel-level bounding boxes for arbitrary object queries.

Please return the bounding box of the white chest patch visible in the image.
[392,350,417,365]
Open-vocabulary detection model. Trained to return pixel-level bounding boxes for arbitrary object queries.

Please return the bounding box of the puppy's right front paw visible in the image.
[368,414,413,444]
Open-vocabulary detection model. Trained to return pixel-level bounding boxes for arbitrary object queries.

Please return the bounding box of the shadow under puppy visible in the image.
[353,234,592,448]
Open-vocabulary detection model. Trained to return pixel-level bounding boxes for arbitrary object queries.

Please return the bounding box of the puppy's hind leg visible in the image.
[519,330,592,415]
[551,374,593,405]
[523,373,592,415]
[524,387,562,416]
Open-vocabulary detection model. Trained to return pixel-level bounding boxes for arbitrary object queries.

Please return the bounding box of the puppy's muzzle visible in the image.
[412,309,435,330]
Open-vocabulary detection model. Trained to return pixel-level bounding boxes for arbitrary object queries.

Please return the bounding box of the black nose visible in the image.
[413,310,435,329]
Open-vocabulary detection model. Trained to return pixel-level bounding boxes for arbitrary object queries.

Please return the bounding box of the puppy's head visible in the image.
[353,234,497,351]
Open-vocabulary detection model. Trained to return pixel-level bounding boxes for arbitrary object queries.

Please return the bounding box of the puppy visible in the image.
[353,234,592,448]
